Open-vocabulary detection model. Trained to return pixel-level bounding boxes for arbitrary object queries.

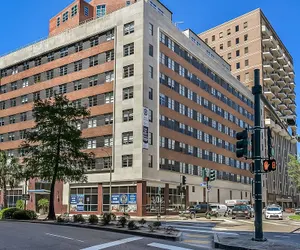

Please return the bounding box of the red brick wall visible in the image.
[90,0,137,16]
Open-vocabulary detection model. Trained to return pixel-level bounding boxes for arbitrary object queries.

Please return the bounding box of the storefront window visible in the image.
[102,186,137,213]
[146,186,165,213]
[70,187,98,212]
[7,189,22,207]
[169,188,184,211]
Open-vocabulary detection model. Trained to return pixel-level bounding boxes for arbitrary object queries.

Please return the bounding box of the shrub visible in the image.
[128,220,138,230]
[138,218,147,226]
[57,216,65,223]
[153,221,162,228]
[101,213,112,225]
[110,213,116,221]
[16,200,24,210]
[38,199,49,210]
[12,210,31,220]
[24,210,37,220]
[123,212,130,220]
[118,216,127,227]
[88,215,99,224]
[73,214,85,223]
[0,208,21,219]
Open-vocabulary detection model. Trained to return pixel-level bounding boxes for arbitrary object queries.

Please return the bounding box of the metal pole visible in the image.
[24,179,28,210]
[206,181,209,214]
[252,69,265,241]
[109,156,112,213]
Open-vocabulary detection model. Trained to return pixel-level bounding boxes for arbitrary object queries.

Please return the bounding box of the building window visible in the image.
[21,95,28,104]
[124,43,134,56]
[71,5,78,17]
[227,40,231,47]
[88,117,97,128]
[105,50,114,62]
[46,88,54,98]
[149,23,153,36]
[123,86,134,100]
[235,25,239,32]
[149,109,153,122]
[104,113,113,125]
[6,190,22,208]
[123,109,133,122]
[59,84,67,94]
[33,91,40,101]
[220,44,223,50]
[84,6,89,16]
[19,130,26,140]
[123,64,134,78]
[10,82,17,91]
[46,70,54,80]
[75,42,83,52]
[245,59,249,66]
[228,53,232,59]
[149,132,153,145]
[227,29,231,35]
[74,60,82,72]
[219,32,223,38]
[90,36,99,47]
[244,47,249,54]
[89,96,98,107]
[9,115,16,124]
[57,17,60,27]
[149,87,153,100]
[60,65,68,76]
[22,78,29,88]
[96,5,106,18]
[122,131,133,144]
[205,38,208,43]
[244,21,248,29]
[48,52,54,62]
[122,155,133,167]
[62,11,69,22]
[148,155,153,168]
[60,47,68,57]
[106,30,114,41]
[212,35,215,41]
[124,21,134,35]
[10,98,16,107]
[74,81,82,91]
[245,72,249,82]
[20,112,27,122]
[236,37,239,44]
[192,186,195,192]
[105,92,114,103]
[89,75,98,86]
[126,1,131,6]
[87,139,97,149]
[105,71,114,82]
[237,75,240,81]
[23,62,29,70]
[149,65,153,79]
[236,50,240,57]
[149,44,154,57]
[244,34,248,41]
[89,55,99,67]
[236,62,240,69]
[34,58,41,67]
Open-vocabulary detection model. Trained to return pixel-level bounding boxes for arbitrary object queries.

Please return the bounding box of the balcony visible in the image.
[262,25,271,36]
[277,54,288,64]
[277,91,286,98]
[264,89,275,99]
[284,74,291,82]
[262,36,275,47]
[272,59,280,69]
[288,71,295,78]
[289,103,296,111]
[291,137,298,144]
[263,49,273,60]
[290,82,295,89]
[270,71,280,80]
[288,92,296,99]
[278,68,285,76]
[282,85,291,93]
[273,124,281,133]
[265,118,275,128]
[283,97,292,104]
[278,102,287,110]
[271,96,281,105]
[271,45,281,56]
[263,62,274,72]
[283,109,293,116]
[277,78,285,88]
[270,84,280,92]
[263,75,274,85]
[283,62,292,72]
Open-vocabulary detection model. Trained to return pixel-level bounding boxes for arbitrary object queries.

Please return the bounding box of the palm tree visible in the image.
[0,150,22,208]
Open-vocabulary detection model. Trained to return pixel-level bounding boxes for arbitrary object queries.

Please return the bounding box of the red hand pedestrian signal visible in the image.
[263,160,269,172]
[263,159,276,172]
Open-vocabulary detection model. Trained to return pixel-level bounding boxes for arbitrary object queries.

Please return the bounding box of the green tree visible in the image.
[0,151,22,208]
[22,95,94,220]
[287,154,300,190]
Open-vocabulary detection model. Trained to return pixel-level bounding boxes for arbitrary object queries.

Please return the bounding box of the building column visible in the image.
[164,184,169,215]
[54,181,65,215]
[137,181,146,216]
[27,178,36,211]
[98,184,103,214]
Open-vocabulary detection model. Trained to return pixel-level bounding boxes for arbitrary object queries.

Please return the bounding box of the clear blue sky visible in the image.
[0,0,299,132]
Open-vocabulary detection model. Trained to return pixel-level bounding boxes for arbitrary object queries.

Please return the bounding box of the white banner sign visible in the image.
[143,107,149,149]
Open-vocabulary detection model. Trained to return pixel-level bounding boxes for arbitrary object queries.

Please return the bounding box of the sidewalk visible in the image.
[214,233,300,250]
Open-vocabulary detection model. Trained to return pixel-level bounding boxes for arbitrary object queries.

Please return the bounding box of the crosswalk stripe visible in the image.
[148,242,193,250]
[183,239,210,244]
[80,236,143,250]
[177,228,238,235]
[184,234,211,238]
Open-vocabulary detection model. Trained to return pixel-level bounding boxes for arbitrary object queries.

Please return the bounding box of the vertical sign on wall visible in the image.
[143,107,149,149]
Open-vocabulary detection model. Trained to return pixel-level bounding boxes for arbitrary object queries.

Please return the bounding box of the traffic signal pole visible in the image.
[252,69,265,241]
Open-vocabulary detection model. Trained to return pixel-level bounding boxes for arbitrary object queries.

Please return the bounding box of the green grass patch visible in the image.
[289,215,300,221]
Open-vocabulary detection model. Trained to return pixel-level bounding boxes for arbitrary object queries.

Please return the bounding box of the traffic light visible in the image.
[182,176,186,186]
[267,128,275,159]
[210,170,216,181]
[263,159,276,172]
[236,130,249,158]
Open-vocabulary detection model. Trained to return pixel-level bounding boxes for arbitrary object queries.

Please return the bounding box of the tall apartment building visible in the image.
[199,9,298,208]
[0,0,255,216]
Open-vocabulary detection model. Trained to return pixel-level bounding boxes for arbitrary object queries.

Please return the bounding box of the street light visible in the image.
[101,147,112,213]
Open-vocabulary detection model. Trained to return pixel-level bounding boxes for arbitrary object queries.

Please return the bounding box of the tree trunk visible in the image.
[3,181,7,209]
[47,127,61,220]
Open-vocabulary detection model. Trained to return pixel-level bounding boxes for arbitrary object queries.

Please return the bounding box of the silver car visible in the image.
[295,207,300,215]
[265,206,283,220]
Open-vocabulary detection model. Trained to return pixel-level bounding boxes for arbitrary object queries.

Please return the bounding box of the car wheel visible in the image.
[190,213,196,219]
[232,217,235,219]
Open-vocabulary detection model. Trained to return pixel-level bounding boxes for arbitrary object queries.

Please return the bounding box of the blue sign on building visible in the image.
[110,194,137,204]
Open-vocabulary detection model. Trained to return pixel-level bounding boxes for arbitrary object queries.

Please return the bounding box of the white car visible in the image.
[265,206,283,220]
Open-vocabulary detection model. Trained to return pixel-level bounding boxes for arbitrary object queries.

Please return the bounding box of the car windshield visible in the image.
[210,205,218,209]
[267,207,281,211]
[233,205,248,210]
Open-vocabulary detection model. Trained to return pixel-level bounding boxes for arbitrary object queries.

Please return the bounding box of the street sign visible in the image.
[22,194,30,200]
[200,182,207,187]
[207,185,212,191]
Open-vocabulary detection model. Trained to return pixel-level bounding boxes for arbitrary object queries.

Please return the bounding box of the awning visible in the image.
[28,189,50,194]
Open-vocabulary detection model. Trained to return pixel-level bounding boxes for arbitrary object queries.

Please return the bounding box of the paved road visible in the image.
[0,221,210,250]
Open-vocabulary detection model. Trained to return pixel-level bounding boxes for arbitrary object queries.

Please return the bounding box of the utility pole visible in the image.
[252,69,265,241]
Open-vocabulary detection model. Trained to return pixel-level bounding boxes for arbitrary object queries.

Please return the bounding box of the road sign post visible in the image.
[252,69,265,241]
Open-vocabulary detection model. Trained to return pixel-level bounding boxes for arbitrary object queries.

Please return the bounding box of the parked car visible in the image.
[247,205,255,218]
[232,204,251,219]
[210,204,228,217]
[295,207,300,215]
[265,206,283,220]
[182,204,216,219]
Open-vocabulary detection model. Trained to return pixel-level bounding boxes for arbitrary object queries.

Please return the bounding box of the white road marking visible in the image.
[263,221,289,226]
[178,228,238,236]
[237,220,253,224]
[274,235,290,238]
[148,242,193,250]
[171,225,215,230]
[80,236,143,250]
[223,219,236,224]
[45,233,84,242]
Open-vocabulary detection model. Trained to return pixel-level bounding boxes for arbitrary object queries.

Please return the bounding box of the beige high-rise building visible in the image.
[200,8,298,208]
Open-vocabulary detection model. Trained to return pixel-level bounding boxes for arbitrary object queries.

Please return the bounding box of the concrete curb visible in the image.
[213,233,250,250]
[6,220,182,242]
